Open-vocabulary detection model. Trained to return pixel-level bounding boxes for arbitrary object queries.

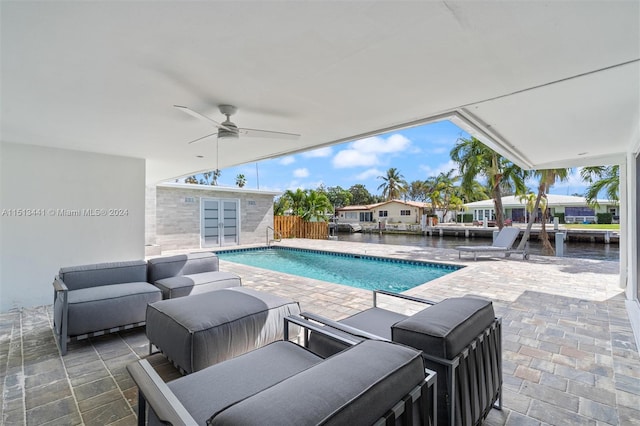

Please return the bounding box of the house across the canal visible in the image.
[464,194,619,224]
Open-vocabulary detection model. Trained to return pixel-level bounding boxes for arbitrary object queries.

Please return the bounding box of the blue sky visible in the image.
[199,120,589,197]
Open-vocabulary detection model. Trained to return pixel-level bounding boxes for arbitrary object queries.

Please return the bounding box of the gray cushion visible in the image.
[158,341,322,425]
[59,260,147,290]
[147,252,219,283]
[63,282,161,336]
[209,340,425,426]
[154,271,241,299]
[392,296,495,359]
[307,307,408,358]
[146,287,300,373]
[342,307,408,339]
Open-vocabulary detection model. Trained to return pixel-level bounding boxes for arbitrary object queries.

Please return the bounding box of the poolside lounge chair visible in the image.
[456,226,524,260]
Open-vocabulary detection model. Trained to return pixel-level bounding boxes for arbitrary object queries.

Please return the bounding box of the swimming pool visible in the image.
[217,247,461,293]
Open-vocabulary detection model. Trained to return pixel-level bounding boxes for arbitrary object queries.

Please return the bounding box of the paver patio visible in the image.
[1,239,639,425]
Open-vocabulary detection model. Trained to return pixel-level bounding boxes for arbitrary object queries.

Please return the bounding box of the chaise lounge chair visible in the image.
[456,226,525,260]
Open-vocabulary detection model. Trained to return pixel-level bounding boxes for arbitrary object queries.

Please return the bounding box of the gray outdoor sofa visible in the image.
[147,252,241,299]
[53,260,162,355]
[53,252,242,355]
[127,316,437,426]
[304,291,502,426]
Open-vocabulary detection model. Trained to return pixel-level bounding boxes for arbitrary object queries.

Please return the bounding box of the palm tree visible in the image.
[515,168,570,254]
[284,188,307,216]
[580,165,619,206]
[451,137,526,229]
[407,180,428,202]
[301,190,333,221]
[273,196,290,216]
[423,176,442,215]
[377,167,408,201]
[433,169,462,221]
[212,169,221,185]
[235,174,246,188]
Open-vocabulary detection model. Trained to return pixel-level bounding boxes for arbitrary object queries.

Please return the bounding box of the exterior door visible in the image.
[201,198,239,247]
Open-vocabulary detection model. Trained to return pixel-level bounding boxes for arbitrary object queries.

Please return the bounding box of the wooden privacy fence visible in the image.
[274,216,328,240]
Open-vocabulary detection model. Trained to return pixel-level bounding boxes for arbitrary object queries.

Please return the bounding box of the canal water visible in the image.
[337,232,619,261]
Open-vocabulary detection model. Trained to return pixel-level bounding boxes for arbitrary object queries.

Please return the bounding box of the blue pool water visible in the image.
[217,247,461,293]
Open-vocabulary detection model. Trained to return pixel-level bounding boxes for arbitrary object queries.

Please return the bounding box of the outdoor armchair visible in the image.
[303,290,502,426]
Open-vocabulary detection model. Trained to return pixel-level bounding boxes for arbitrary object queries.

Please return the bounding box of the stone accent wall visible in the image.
[155,186,274,252]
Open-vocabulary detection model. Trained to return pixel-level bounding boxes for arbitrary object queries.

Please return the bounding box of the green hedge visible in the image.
[553,213,565,224]
[597,213,613,224]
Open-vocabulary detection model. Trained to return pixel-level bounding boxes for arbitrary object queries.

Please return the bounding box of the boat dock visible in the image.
[363,225,620,244]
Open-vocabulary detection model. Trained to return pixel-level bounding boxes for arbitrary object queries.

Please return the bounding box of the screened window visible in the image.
[400,210,411,216]
[379,210,388,217]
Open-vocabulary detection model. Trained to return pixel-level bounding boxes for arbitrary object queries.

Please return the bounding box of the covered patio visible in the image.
[1,241,639,424]
[1,1,639,424]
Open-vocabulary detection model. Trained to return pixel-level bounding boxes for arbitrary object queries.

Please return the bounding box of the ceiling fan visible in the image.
[174,104,301,144]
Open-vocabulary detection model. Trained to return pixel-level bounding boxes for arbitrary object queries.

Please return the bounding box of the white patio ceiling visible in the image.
[1,1,638,183]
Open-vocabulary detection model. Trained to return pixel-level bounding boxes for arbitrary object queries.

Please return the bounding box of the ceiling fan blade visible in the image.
[174,105,235,132]
[187,132,218,144]
[239,128,301,140]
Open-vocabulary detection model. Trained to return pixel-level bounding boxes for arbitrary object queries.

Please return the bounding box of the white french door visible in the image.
[201,198,239,247]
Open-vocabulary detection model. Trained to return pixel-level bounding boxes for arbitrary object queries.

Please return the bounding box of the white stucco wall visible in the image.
[0,142,145,311]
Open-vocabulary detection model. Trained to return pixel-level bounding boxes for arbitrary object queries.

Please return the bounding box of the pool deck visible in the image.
[2,239,640,425]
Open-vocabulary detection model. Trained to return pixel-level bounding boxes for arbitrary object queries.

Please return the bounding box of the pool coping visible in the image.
[216,245,464,271]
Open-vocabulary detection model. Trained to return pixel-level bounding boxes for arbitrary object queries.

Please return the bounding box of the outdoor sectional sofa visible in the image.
[147,252,242,299]
[53,260,162,355]
[53,252,241,355]
[127,316,437,425]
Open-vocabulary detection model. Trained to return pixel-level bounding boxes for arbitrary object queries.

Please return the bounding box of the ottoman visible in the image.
[146,287,300,374]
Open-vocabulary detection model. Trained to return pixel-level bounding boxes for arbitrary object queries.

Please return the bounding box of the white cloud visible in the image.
[419,160,459,178]
[332,134,412,169]
[351,134,411,154]
[279,156,295,165]
[333,149,379,168]
[355,168,384,180]
[302,147,332,158]
[293,168,309,178]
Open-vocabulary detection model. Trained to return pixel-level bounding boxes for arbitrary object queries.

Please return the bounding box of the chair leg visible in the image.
[138,392,147,426]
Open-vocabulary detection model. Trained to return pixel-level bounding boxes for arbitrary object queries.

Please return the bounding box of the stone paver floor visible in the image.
[1,239,639,425]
